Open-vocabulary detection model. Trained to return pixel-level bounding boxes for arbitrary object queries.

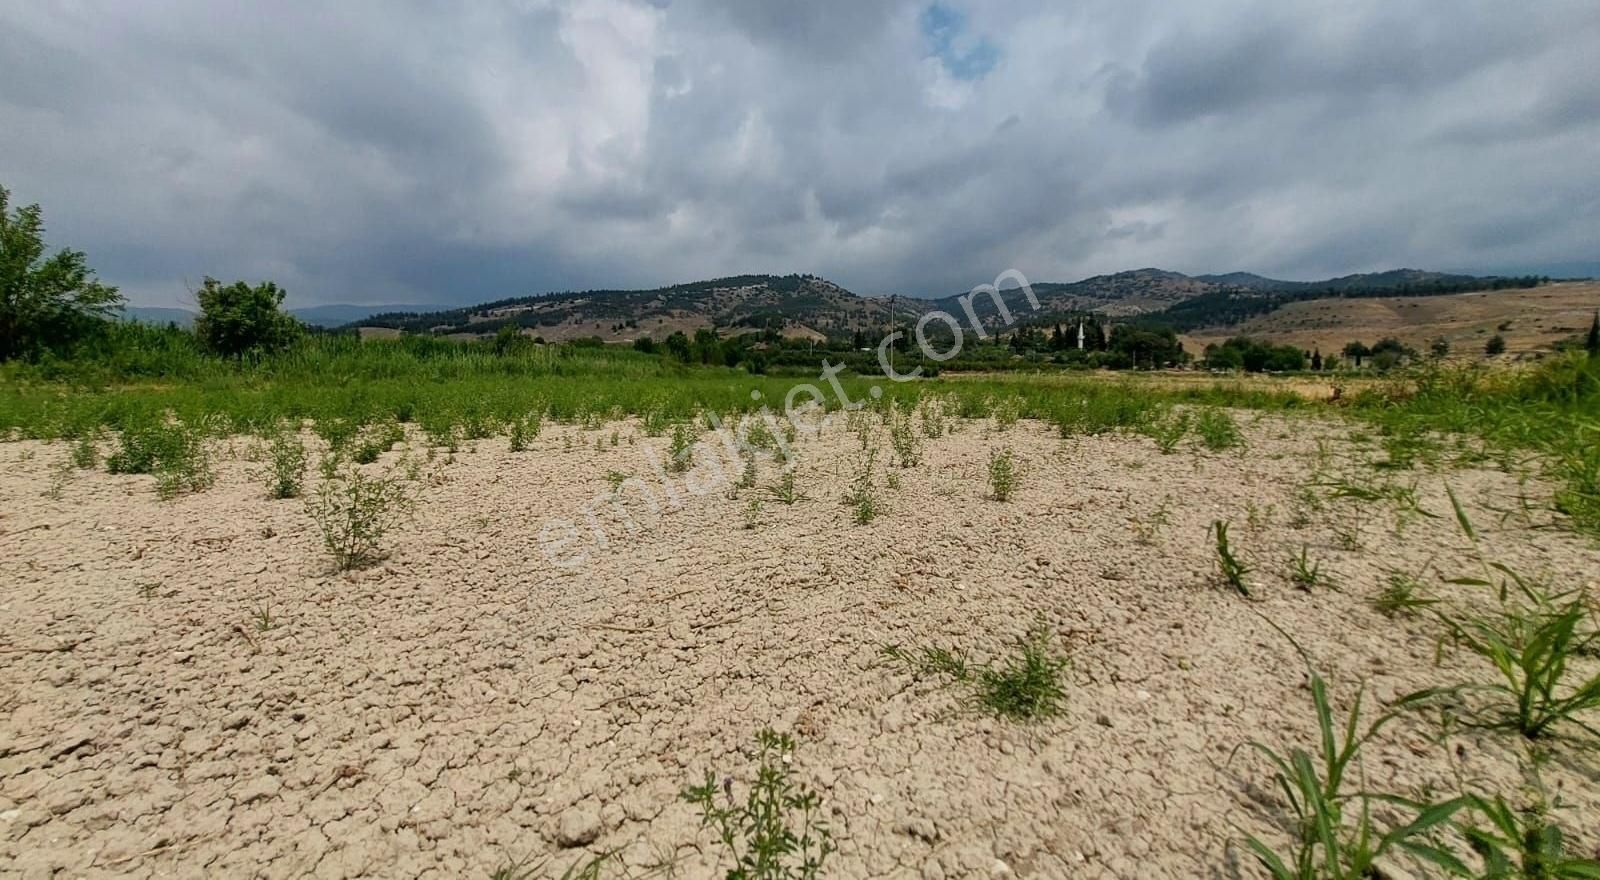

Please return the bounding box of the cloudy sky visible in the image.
[2,0,1596,307]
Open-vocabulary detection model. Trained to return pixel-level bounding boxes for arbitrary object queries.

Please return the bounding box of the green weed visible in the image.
[882,621,1069,722]
[265,430,307,499]
[682,729,834,880]
[1212,520,1251,596]
[1195,408,1243,452]
[987,447,1018,501]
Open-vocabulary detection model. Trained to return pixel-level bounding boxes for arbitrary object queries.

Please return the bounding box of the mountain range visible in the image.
[350,268,1537,342]
[118,267,1556,342]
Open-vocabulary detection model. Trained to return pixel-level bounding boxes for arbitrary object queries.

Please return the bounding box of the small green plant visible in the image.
[136,581,160,600]
[885,470,901,490]
[992,395,1023,431]
[765,470,804,505]
[107,418,214,499]
[742,498,763,530]
[352,421,405,464]
[1144,410,1191,454]
[70,433,99,469]
[641,407,670,437]
[1194,408,1243,452]
[987,447,1017,501]
[744,416,778,451]
[1460,777,1600,879]
[919,399,946,438]
[505,412,544,454]
[667,423,695,474]
[252,602,277,632]
[845,448,879,525]
[882,621,1069,722]
[312,417,360,454]
[1239,662,1467,880]
[889,412,921,467]
[682,729,834,880]
[1133,497,1173,546]
[266,430,307,499]
[307,466,412,570]
[43,456,72,500]
[1288,546,1330,592]
[604,470,628,491]
[735,453,758,490]
[1371,572,1437,618]
[1212,520,1251,596]
[1411,566,1600,742]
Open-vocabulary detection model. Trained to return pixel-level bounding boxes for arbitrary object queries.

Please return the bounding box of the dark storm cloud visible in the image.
[0,0,1596,307]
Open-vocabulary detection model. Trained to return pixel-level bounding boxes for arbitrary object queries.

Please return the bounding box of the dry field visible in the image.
[1185,281,1600,356]
[2,410,1598,879]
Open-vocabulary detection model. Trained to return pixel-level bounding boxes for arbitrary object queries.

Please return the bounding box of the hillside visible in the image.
[1183,281,1600,356]
[347,267,1530,343]
[356,274,884,343]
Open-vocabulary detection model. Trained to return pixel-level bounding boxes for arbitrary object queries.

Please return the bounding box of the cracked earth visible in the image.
[2,413,1597,878]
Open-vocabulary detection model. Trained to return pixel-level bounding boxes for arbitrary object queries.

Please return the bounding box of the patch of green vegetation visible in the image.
[882,621,1069,722]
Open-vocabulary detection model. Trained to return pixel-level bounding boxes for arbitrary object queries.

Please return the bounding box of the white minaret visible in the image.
[1076,319,1085,350]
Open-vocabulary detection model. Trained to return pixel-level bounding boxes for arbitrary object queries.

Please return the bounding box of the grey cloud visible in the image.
[0,0,1595,306]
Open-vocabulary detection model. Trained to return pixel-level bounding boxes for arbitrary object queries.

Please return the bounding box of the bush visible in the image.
[106,418,214,500]
[307,467,411,570]
[266,430,307,499]
[194,277,303,358]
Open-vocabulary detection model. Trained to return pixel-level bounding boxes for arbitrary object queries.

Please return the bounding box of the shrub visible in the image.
[193,277,303,358]
[507,411,543,452]
[266,430,307,499]
[107,418,214,500]
[987,447,1017,501]
[307,467,411,570]
[667,423,695,474]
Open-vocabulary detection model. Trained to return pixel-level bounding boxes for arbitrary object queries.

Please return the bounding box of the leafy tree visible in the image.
[1205,337,1305,372]
[193,278,302,357]
[1429,336,1450,359]
[1586,311,1598,357]
[632,335,657,354]
[1342,341,1370,367]
[1485,334,1506,357]
[0,185,122,360]
[664,330,691,362]
[1310,348,1323,371]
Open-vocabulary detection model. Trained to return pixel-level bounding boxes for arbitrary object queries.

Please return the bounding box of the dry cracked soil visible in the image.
[2,411,1597,878]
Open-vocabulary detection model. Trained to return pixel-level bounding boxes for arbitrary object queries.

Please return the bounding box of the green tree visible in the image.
[1429,336,1450,359]
[1586,311,1598,357]
[193,277,303,357]
[0,185,122,360]
[1484,334,1506,357]
[1342,341,1369,367]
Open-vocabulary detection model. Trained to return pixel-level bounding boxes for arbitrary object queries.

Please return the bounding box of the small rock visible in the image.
[556,804,601,847]
[1095,714,1113,728]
